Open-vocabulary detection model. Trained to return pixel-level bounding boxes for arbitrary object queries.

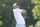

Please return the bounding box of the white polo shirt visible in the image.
[13,8,25,24]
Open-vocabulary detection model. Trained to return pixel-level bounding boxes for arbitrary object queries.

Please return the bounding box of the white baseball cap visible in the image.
[13,3,18,7]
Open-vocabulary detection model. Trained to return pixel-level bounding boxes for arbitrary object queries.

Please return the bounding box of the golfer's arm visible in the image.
[21,9,26,14]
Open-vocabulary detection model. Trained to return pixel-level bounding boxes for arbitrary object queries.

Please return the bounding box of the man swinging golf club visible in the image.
[13,3,26,27]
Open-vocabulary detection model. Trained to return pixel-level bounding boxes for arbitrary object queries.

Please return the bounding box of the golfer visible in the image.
[13,3,26,27]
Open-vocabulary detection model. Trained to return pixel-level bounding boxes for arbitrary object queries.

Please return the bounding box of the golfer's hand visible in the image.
[22,10,27,14]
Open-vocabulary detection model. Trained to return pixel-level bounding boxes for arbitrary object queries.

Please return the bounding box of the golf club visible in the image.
[2,4,12,8]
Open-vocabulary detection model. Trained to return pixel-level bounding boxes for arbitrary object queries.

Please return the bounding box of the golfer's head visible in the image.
[13,3,19,9]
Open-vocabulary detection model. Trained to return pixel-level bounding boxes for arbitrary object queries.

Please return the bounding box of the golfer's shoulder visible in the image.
[13,9,16,11]
[13,9,18,12]
[13,9,21,11]
[13,9,15,12]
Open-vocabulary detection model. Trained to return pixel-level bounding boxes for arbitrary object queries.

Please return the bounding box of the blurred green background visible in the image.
[0,0,40,27]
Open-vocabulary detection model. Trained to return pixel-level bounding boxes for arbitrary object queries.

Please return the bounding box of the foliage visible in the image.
[32,5,40,20]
